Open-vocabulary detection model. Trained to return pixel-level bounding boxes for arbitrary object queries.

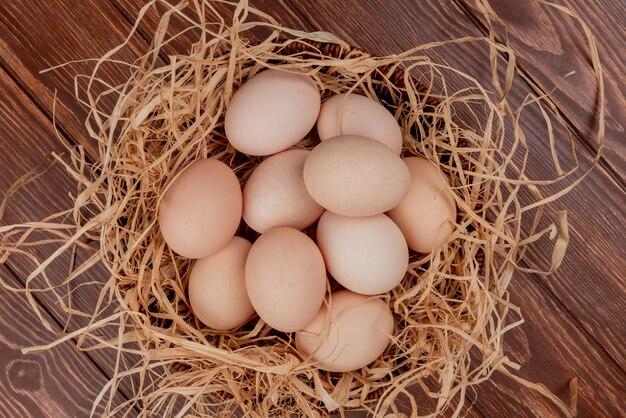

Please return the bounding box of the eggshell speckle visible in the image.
[387,157,456,253]
[296,290,394,372]
[316,211,408,295]
[303,135,410,217]
[188,237,255,330]
[243,149,324,233]
[245,227,326,332]
[158,159,242,259]
[225,70,321,156]
[317,93,403,154]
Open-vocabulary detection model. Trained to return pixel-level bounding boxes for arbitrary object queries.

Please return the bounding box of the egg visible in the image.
[225,69,321,156]
[245,227,326,332]
[243,149,324,233]
[316,211,408,295]
[317,93,403,154]
[188,237,255,330]
[296,290,394,372]
[387,157,456,253]
[303,135,411,217]
[158,159,242,259]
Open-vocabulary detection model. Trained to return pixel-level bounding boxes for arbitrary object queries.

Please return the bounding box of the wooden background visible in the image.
[0,0,624,416]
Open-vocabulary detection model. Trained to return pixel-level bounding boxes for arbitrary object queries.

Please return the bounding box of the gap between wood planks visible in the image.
[453,0,626,191]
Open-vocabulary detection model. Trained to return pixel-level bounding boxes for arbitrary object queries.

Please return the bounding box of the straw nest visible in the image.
[0,0,604,417]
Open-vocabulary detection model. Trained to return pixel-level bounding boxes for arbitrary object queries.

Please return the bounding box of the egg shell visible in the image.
[303,135,411,217]
[225,69,321,156]
[188,237,255,330]
[243,149,324,233]
[316,211,408,295]
[296,290,394,372]
[317,93,403,154]
[245,227,327,332]
[387,157,456,253]
[158,159,242,259]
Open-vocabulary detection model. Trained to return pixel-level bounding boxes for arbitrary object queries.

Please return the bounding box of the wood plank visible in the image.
[519,167,626,369]
[457,0,626,184]
[0,67,139,411]
[109,0,204,58]
[0,1,185,415]
[0,266,128,417]
[0,0,152,159]
[472,275,626,417]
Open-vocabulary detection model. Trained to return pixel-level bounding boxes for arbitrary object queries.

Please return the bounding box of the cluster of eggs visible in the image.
[158,69,456,372]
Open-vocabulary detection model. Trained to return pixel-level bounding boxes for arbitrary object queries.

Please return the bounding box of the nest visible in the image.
[0,0,604,417]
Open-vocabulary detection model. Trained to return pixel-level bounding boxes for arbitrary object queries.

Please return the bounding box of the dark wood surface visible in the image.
[0,1,624,417]
[0,268,130,418]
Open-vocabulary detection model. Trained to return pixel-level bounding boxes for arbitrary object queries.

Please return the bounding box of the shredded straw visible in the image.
[0,0,604,416]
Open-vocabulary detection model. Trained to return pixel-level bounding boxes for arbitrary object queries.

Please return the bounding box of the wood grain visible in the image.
[0,0,151,159]
[0,267,128,417]
[0,1,187,414]
[0,67,139,411]
[470,278,626,417]
[109,0,206,59]
[0,0,623,416]
[457,0,626,184]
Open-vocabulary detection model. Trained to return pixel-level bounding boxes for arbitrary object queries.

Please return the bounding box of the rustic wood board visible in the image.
[0,267,128,417]
[458,0,626,183]
[0,0,623,416]
[0,60,141,410]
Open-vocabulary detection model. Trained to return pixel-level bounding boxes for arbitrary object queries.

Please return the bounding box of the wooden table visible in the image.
[0,1,624,416]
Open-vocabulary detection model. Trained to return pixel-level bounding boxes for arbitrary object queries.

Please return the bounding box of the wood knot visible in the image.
[6,358,43,392]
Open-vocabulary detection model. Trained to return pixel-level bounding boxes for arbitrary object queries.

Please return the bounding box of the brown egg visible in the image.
[303,135,410,217]
[296,290,394,372]
[188,237,255,330]
[243,149,324,233]
[317,93,403,154]
[387,157,456,253]
[225,69,321,156]
[316,211,408,295]
[158,159,242,259]
[245,227,326,332]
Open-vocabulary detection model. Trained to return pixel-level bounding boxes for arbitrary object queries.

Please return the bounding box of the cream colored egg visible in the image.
[158,159,242,259]
[387,157,456,253]
[243,149,324,233]
[316,211,408,295]
[296,290,394,372]
[317,93,403,154]
[245,227,326,332]
[188,237,255,330]
[303,135,410,217]
[225,69,321,156]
